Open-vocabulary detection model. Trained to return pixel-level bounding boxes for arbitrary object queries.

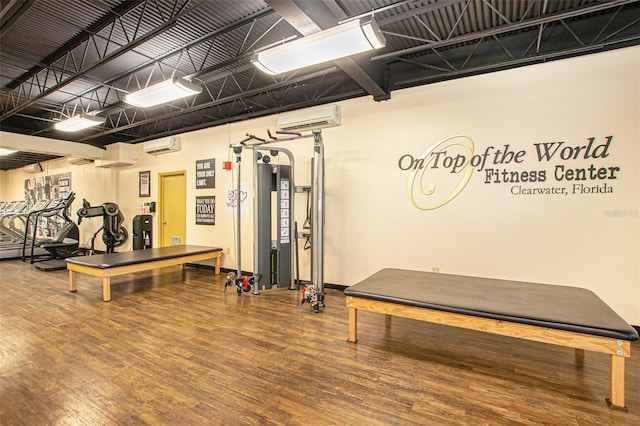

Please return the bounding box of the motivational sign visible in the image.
[195,196,215,225]
[398,135,621,210]
[196,159,215,189]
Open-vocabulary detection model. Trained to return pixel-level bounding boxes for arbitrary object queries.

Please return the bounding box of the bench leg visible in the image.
[69,270,77,292]
[348,307,358,343]
[215,254,221,275]
[574,348,584,367]
[102,277,111,302]
[607,355,626,410]
[385,314,392,328]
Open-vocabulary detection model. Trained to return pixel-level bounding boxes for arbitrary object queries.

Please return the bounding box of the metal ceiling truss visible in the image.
[0,0,200,124]
[0,0,297,143]
[374,0,640,88]
[56,6,274,120]
[1,0,639,170]
[74,17,355,142]
[46,0,378,145]
[81,65,360,144]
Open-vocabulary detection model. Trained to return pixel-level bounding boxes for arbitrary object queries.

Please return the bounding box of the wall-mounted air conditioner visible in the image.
[277,105,342,131]
[143,136,181,155]
[24,163,43,173]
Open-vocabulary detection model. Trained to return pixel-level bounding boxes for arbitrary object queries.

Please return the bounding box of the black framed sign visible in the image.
[139,171,151,197]
[195,196,215,225]
[196,158,215,189]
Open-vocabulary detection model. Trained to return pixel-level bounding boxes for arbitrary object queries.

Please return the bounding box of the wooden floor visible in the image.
[0,259,638,425]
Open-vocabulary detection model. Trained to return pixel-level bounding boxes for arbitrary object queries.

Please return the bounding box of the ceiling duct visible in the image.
[94,142,137,168]
[67,157,94,165]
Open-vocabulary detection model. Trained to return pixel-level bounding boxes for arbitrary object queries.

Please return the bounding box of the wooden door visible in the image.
[159,171,186,247]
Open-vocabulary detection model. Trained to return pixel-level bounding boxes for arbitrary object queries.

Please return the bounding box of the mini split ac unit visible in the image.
[143,136,181,155]
[24,163,43,173]
[277,105,342,131]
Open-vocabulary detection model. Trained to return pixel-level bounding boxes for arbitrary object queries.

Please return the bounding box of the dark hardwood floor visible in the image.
[0,259,638,425]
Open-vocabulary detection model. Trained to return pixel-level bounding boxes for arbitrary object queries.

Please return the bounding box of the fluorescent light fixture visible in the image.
[0,148,18,156]
[124,77,202,107]
[251,17,386,75]
[54,114,105,132]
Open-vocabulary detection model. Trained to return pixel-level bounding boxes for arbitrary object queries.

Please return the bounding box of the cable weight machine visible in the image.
[76,199,128,254]
[226,128,325,312]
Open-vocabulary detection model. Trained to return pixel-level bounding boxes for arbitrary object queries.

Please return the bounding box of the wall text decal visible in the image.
[398,136,620,210]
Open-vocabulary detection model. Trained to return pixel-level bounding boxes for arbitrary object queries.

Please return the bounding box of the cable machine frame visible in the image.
[229,128,325,312]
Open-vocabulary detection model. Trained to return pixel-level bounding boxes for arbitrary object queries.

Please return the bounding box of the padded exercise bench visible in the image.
[67,245,222,302]
[345,268,638,410]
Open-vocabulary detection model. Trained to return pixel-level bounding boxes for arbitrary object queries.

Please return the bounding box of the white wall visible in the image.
[2,46,638,324]
[324,46,638,324]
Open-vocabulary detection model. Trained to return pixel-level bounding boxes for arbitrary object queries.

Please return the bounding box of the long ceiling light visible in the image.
[0,148,18,156]
[54,114,105,132]
[251,17,386,75]
[124,77,202,108]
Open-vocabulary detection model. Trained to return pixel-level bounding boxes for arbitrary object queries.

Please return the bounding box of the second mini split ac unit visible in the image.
[277,104,342,131]
[143,136,181,155]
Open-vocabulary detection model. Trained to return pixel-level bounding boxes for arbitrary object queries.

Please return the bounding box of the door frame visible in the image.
[158,170,187,247]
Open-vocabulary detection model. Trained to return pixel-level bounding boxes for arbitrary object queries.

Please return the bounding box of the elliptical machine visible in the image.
[77,199,128,253]
[29,191,80,263]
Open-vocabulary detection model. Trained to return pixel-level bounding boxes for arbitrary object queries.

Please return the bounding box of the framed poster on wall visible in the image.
[139,171,150,197]
[196,158,215,189]
[195,196,215,225]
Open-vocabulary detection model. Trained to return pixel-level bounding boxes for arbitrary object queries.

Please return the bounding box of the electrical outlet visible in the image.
[432,266,440,273]
[226,247,230,254]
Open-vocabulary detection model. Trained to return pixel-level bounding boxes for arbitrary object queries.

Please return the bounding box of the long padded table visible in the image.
[67,245,222,302]
[344,268,638,410]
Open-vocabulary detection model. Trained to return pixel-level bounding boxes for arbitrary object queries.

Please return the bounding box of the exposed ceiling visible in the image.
[1,0,639,171]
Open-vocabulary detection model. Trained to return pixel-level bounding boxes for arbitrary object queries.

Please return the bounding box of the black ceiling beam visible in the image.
[372,0,639,63]
[0,0,200,122]
[18,6,278,138]
[376,0,467,27]
[4,0,145,90]
[394,33,640,89]
[78,67,344,142]
[63,7,275,109]
[0,0,34,36]
[31,8,278,135]
[264,0,389,100]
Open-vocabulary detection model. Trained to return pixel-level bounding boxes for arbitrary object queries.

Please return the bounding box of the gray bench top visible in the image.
[66,245,222,269]
[345,268,638,341]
